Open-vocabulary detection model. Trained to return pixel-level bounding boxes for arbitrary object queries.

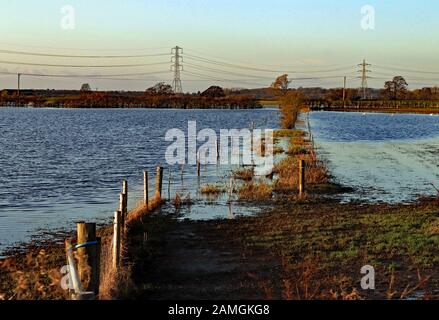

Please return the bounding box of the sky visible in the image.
[0,0,438,91]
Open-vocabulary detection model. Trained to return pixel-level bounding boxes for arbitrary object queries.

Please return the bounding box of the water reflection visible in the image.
[0,107,280,253]
[311,111,439,203]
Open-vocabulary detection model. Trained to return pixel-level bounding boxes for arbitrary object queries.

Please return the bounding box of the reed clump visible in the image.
[200,184,225,195]
[127,196,162,223]
[0,249,68,300]
[274,150,329,193]
[274,129,306,138]
[233,168,254,181]
[238,181,273,201]
[98,236,133,300]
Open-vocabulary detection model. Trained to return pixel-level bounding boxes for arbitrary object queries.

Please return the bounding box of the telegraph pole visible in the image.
[357,59,371,100]
[171,46,183,94]
[343,76,347,108]
[17,73,21,107]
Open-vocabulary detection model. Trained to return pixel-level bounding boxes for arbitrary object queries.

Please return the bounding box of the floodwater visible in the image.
[310,111,439,204]
[3,108,439,255]
[0,107,279,255]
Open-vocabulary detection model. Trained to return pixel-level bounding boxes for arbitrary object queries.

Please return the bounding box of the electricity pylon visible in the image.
[171,46,183,94]
[357,59,371,100]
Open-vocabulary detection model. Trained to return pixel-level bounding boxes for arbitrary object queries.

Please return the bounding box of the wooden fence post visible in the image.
[168,167,171,200]
[112,211,122,271]
[119,193,126,232]
[155,166,164,199]
[122,180,128,215]
[95,237,101,296]
[76,222,100,295]
[144,171,149,209]
[299,159,305,196]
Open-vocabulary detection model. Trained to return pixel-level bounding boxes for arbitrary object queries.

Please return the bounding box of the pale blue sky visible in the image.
[0,0,438,91]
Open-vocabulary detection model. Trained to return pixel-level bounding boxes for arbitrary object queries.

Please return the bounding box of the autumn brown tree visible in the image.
[271,74,305,129]
[271,74,291,96]
[279,91,305,129]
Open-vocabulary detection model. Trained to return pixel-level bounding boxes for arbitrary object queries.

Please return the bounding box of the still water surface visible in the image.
[310,111,439,204]
[0,108,279,254]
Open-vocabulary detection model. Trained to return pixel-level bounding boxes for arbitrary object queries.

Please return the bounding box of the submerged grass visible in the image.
[200,184,226,195]
[274,129,306,138]
[233,168,255,181]
[238,181,273,201]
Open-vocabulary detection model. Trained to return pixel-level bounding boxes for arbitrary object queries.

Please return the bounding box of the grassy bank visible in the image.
[327,107,439,115]
[127,198,438,300]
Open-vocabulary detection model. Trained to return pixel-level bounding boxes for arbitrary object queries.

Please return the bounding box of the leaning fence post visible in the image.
[144,171,149,209]
[112,210,122,271]
[299,159,305,196]
[155,166,164,199]
[65,240,96,300]
[65,239,84,299]
[76,222,100,295]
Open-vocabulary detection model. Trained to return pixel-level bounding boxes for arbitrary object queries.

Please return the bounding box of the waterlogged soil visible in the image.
[127,199,439,300]
[1,194,438,300]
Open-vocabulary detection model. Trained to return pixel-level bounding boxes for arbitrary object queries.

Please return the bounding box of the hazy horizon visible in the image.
[1,0,438,92]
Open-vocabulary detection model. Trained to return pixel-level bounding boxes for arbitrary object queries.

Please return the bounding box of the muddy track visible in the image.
[128,217,280,300]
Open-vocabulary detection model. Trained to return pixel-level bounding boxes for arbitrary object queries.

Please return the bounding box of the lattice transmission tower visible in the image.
[357,59,371,99]
[171,46,183,94]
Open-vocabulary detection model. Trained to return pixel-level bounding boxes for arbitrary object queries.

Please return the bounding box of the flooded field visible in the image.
[310,111,439,203]
[0,107,279,255]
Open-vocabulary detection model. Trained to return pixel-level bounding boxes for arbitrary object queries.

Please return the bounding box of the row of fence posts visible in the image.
[64,156,306,299]
[65,166,164,300]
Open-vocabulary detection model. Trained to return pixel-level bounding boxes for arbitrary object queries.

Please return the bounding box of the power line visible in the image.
[185,48,358,70]
[185,63,354,81]
[0,49,170,59]
[372,64,439,75]
[184,62,273,80]
[0,42,170,52]
[0,70,170,79]
[184,53,356,74]
[0,60,169,68]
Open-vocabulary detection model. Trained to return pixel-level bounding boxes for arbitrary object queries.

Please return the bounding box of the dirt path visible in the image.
[128,216,279,300]
[124,198,439,300]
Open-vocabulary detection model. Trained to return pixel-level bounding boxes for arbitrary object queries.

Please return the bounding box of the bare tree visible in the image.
[80,83,92,92]
[384,76,408,100]
[146,82,174,95]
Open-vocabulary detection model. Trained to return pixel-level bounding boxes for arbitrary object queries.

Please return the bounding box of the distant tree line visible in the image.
[2,76,439,109]
[0,84,261,109]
